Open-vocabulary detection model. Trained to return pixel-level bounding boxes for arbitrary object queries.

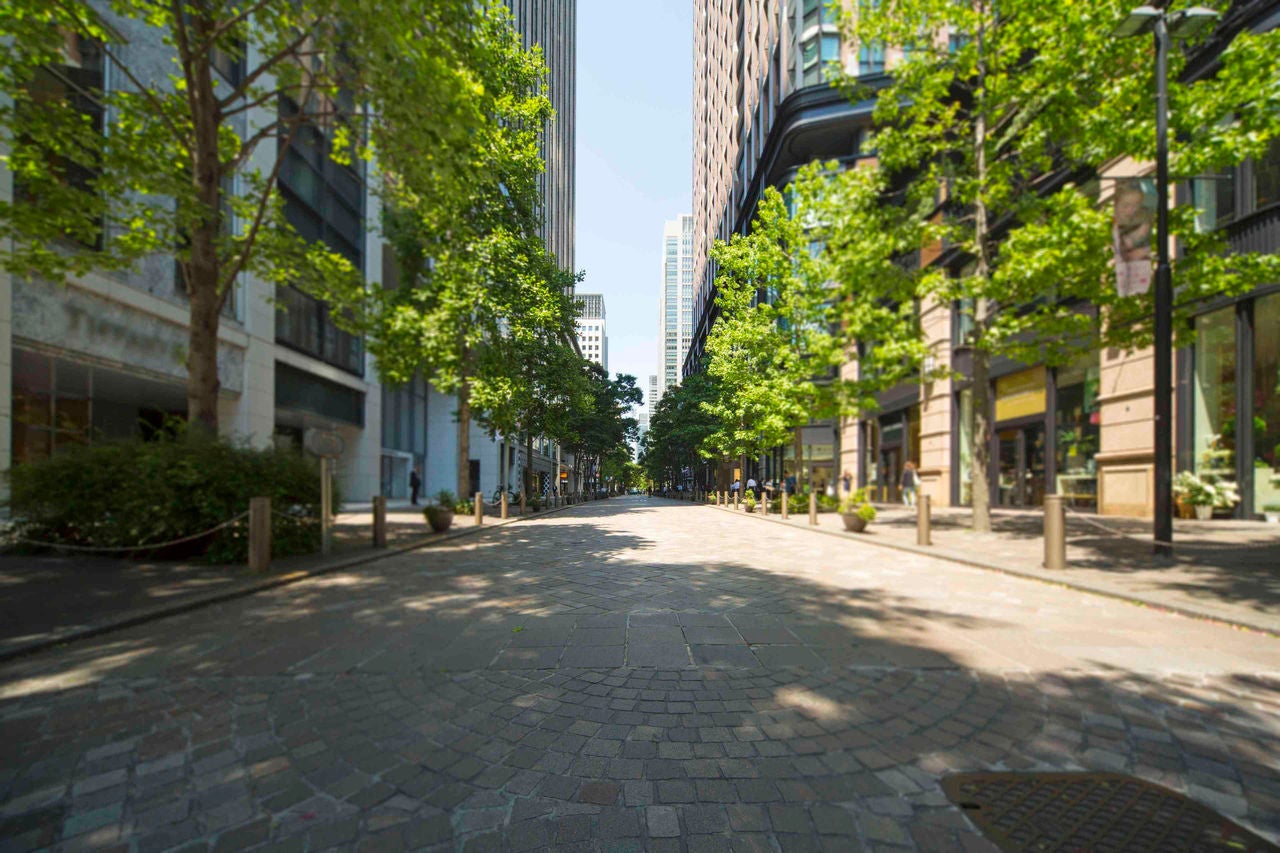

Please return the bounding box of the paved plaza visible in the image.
[2,497,1279,851]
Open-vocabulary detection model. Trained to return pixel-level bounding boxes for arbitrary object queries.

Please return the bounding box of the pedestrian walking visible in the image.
[732,479,741,496]
[746,475,757,499]
[901,461,919,507]
[409,467,421,505]
[841,469,853,495]
[785,474,797,495]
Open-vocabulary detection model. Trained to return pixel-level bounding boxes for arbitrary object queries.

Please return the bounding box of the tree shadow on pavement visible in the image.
[0,498,1278,850]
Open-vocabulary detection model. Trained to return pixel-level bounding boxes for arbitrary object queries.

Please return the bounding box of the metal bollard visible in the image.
[782,490,789,520]
[809,491,818,526]
[917,494,931,546]
[475,491,484,526]
[501,490,509,520]
[320,457,333,555]
[249,496,271,571]
[372,495,387,549]
[1043,494,1066,570]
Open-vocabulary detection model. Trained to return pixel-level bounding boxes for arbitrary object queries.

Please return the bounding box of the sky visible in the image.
[574,0,692,414]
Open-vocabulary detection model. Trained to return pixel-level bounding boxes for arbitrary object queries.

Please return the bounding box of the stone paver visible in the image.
[2,496,1279,851]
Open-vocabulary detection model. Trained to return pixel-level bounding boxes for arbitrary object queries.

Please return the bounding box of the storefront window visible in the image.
[1055,354,1100,510]
[1193,307,1237,485]
[1253,293,1280,512]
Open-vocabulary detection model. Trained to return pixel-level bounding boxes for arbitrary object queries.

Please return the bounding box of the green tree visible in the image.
[564,366,642,495]
[701,162,933,482]
[845,0,1280,530]
[640,373,720,490]
[357,4,563,496]
[0,0,492,430]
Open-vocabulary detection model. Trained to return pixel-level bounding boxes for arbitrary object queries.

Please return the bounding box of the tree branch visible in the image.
[217,25,318,111]
[218,120,302,306]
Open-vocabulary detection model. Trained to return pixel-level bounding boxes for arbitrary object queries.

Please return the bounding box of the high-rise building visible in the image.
[508,0,576,273]
[648,375,659,421]
[574,293,607,373]
[658,216,695,402]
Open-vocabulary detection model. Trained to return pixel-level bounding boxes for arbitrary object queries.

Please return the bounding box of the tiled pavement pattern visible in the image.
[2,497,1279,851]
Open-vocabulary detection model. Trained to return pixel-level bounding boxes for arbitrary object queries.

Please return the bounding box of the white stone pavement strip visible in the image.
[0,496,1277,851]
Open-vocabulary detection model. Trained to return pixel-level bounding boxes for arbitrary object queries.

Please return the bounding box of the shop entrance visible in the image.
[997,421,1046,507]
[879,445,902,503]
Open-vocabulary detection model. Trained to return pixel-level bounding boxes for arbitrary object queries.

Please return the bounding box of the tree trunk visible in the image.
[184,41,225,433]
[457,372,471,498]
[970,335,993,532]
[970,0,993,533]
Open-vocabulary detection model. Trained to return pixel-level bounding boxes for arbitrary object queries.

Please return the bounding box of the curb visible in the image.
[699,502,1279,638]
[0,500,585,664]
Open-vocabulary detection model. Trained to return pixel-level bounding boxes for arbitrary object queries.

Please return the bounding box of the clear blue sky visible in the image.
[574,0,692,410]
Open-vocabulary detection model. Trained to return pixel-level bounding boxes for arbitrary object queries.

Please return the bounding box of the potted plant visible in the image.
[839,490,877,533]
[743,492,757,513]
[1263,503,1280,524]
[424,490,456,533]
[1172,471,1239,520]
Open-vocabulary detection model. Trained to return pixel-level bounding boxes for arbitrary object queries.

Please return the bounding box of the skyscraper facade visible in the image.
[508,0,576,273]
[574,293,607,373]
[658,216,695,402]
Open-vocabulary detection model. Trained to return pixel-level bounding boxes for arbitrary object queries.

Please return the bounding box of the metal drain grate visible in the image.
[942,772,1279,852]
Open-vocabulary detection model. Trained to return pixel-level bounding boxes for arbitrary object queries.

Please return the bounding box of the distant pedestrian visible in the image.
[732,479,741,496]
[841,470,853,495]
[746,476,757,499]
[901,461,919,507]
[409,467,421,505]
[785,474,796,495]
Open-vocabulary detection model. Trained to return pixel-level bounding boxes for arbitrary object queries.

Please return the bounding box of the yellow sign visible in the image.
[995,367,1047,422]
[733,468,741,480]
[560,471,568,480]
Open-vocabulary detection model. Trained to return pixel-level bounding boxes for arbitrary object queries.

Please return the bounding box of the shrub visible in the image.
[5,431,331,562]
[857,503,877,522]
[433,489,457,507]
[455,497,474,515]
[743,492,757,510]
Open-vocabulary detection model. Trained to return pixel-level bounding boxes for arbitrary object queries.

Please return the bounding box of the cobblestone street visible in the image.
[3,497,1279,852]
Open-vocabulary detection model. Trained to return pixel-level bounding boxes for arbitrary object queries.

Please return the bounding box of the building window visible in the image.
[1255,136,1280,210]
[859,41,885,74]
[1055,353,1101,510]
[1193,306,1237,489]
[17,32,106,250]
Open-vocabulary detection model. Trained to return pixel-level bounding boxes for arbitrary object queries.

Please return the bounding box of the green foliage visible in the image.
[432,490,457,507]
[4,433,327,562]
[838,489,875,522]
[454,497,475,515]
[640,374,721,487]
[0,0,510,429]
[857,503,878,523]
[743,492,757,510]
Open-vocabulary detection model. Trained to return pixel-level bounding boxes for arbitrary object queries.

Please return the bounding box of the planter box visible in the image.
[424,508,454,533]
[841,513,868,533]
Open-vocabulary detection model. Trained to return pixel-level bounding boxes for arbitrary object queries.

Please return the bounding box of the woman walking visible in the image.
[901,461,919,507]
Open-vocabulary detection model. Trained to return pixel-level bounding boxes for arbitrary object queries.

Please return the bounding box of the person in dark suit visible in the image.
[409,467,421,505]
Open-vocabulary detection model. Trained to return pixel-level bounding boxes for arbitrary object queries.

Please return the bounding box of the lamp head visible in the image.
[1168,6,1220,39]
[1112,5,1160,38]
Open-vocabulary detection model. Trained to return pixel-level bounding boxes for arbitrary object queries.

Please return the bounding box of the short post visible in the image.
[733,491,739,511]
[917,494,932,547]
[762,490,769,515]
[249,496,271,571]
[475,491,484,526]
[782,490,789,520]
[808,491,817,526]
[372,495,387,549]
[717,491,723,506]
[520,491,526,515]
[1044,494,1066,570]
[320,457,333,555]
[501,490,509,520]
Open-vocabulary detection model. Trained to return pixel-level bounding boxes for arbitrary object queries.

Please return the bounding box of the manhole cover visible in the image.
[942,772,1278,852]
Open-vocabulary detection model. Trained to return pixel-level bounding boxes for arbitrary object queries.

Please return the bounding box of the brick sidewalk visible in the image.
[0,501,562,659]
[703,497,1280,634]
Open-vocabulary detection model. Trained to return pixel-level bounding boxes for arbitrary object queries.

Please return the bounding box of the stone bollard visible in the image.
[501,490,509,520]
[1044,494,1066,570]
[320,457,333,555]
[249,496,271,572]
[782,491,789,520]
[762,491,769,516]
[520,491,526,515]
[372,495,387,549]
[733,491,739,511]
[917,494,931,546]
[809,491,818,526]
[475,491,484,526]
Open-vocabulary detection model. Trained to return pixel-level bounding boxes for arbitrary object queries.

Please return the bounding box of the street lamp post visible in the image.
[1112,5,1218,556]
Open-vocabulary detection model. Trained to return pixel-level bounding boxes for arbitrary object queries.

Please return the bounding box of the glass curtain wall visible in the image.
[1055,354,1101,510]
[1193,307,1238,487]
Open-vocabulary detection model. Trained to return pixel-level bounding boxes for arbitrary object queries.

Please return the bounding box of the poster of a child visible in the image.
[1113,178,1157,296]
